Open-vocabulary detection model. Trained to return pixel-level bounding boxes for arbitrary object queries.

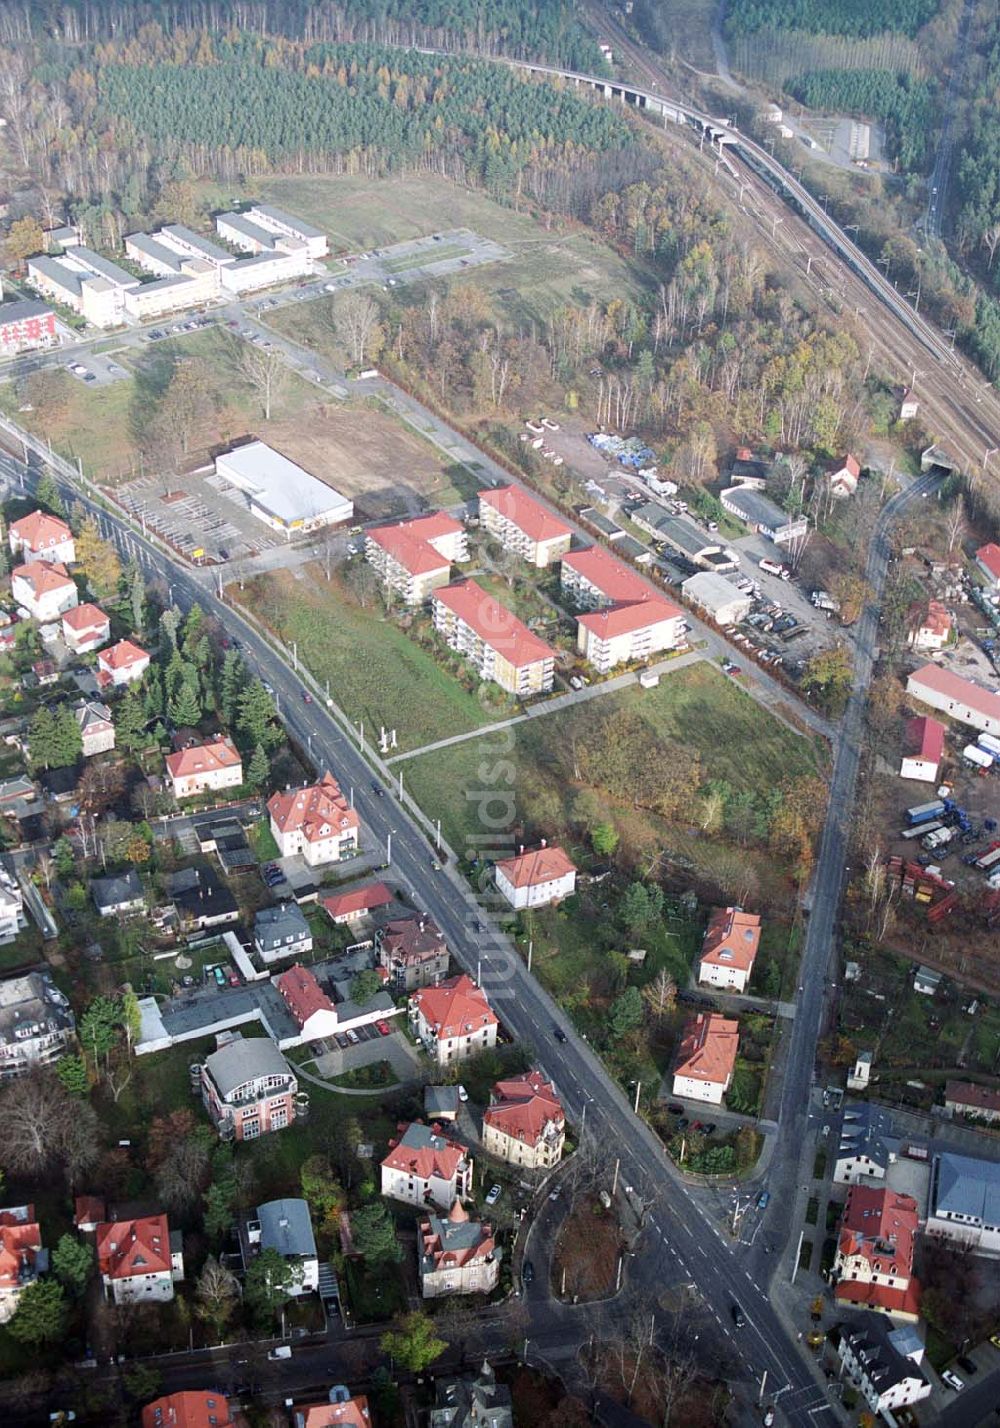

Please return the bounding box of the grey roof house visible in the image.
[430,1360,512,1428]
[0,971,75,1080]
[246,1198,318,1295]
[928,1151,1000,1256]
[836,1315,930,1417]
[254,903,313,964]
[834,1103,897,1186]
[90,868,145,918]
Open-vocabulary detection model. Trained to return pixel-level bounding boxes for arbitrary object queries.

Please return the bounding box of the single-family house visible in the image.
[11,561,78,621]
[671,1013,739,1105]
[477,484,573,567]
[96,1212,184,1303]
[927,1151,1000,1256]
[944,1079,1000,1125]
[91,868,145,918]
[482,1070,565,1171]
[200,1033,298,1141]
[834,1103,898,1186]
[291,1387,371,1428]
[275,963,340,1042]
[97,639,149,689]
[913,964,942,996]
[424,1085,461,1122]
[410,975,499,1067]
[906,663,1000,736]
[74,698,115,758]
[365,512,468,604]
[430,1362,512,1428]
[432,579,555,695]
[0,1204,44,1323]
[142,1392,234,1428]
[975,542,1000,589]
[268,773,360,867]
[254,902,313,964]
[907,600,952,652]
[833,1186,921,1321]
[248,1198,318,1295]
[74,1196,106,1233]
[494,843,576,911]
[828,454,861,498]
[322,881,392,925]
[698,907,762,994]
[419,1200,499,1298]
[836,1316,931,1418]
[170,866,239,932]
[726,448,770,490]
[0,971,74,1078]
[899,715,945,784]
[381,1121,473,1210]
[376,915,449,991]
[61,602,109,654]
[165,737,243,799]
[8,510,75,566]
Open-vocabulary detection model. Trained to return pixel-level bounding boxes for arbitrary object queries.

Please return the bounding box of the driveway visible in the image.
[311,1028,422,1082]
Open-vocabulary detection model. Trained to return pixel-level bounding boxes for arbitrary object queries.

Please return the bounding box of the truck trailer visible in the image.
[900,821,943,840]
[906,801,946,826]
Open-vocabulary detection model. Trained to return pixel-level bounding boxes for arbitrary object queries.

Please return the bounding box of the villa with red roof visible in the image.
[165,737,243,799]
[672,1013,739,1106]
[494,842,576,911]
[482,1070,565,1170]
[142,1391,234,1428]
[899,715,945,784]
[560,546,686,672]
[11,560,78,621]
[365,511,469,604]
[96,1212,184,1303]
[322,881,392,924]
[906,663,1000,736]
[275,963,340,1042]
[907,600,952,653]
[290,1389,371,1428]
[478,484,573,567]
[828,453,861,498]
[97,638,149,688]
[61,602,109,654]
[698,907,762,994]
[0,1204,43,1323]
[834,1186,921,1322]
[268,771,360,866]
[410,974,498,1067]
[432,579,555,695]
[9,510,75,565]
[419,1199,499,1298]
[976,541,1000,588]
[381,1121,473,1209]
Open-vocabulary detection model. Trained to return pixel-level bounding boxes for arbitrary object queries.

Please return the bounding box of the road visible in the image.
[924,0,976,239]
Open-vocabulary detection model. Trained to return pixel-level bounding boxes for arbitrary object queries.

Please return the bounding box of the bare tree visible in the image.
[155,1133,211,1212]
[945,498,966,553]
[649,1349,700,1426]
[336,292,382,367]
[982,226,1000,270]
[0,1070,99,1181]
[239,345,289,422]
[195,1257,241,1341]
[642,969,677,1018]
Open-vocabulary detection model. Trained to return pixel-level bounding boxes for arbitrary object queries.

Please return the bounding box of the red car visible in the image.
[228,971,240,987]
[375,1020,391,1036]
[302,690,313,703]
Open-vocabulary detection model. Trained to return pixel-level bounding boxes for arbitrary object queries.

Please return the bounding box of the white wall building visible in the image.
[215,442,352,539]
[494,844,577,911]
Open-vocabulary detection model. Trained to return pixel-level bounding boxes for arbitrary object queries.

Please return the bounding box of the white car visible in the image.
[941,1370,964,1392]
[324,282,338,292]
[457,1084,468,1102]
[485,1184,502,1206]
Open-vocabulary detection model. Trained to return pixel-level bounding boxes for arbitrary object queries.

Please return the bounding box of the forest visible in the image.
[725,0,940,40]
[0,0,604,68]
[954,7,1000,267]
[786,68,934,171]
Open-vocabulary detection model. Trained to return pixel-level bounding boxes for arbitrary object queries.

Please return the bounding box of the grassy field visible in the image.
[232,563,503,750]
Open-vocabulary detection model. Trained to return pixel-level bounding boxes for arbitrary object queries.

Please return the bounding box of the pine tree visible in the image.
[115,687,149,752]
[159,607,181,651]
[35,471,64,517]
[168,677,202,728]
[218,649,246,725]
[238,679,281,750]
[182,603,204,658]
[29,705,81,770]
[127,559,145,634]
[142,666,164,720]
[246,743,269,788]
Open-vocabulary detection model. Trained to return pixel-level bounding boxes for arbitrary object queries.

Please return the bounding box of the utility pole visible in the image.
[527,939,533,973]
[612,1157,620,1196]
[758,1371,767,1404]
[435,818,441,848]
[386,831,393,866]
[633,1080,641,1114]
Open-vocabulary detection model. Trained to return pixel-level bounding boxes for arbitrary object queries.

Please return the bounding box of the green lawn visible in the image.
[234,563,505,750]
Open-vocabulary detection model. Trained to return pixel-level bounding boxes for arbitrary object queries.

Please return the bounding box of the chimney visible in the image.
[540,837,547,848]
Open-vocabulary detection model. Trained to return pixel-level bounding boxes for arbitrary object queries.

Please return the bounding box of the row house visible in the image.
[559,546,685,673]
[11,561,77,622]
[419,1200,499,1299]
[494,843,576,911]
[365,512,468,604]
[0,300,58,358]
[410,975,498,1067]
[268,772,360,867]
[698,907,761,994]
[165,737,243,800]
[96,1212,184,1304]
[62,602,110,654]
[0,1204,44,1323]
[432,579,555,695]
[477,484,572,567]
[944,1079,1000,1125]
[833,1185,921,1321]
[98,639,150,689]
[482,1070,565,1171]
[381,1121,473,1210]
[671,1013,739,1106]
[376,914,449,991]
[9,510,75,566]
[200,1033,299,1142]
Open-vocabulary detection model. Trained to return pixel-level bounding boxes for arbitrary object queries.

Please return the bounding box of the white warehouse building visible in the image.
[214,441,352,538]
[682,571,753,627]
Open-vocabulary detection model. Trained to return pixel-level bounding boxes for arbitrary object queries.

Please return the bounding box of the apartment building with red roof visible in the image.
[419,1200,499,1298]
[494,842,576,911]
[322,881,392,924]
[275,963,340,1042]
[482,1070,565,1170]
[142,1391,233,1428]
[96,1212,184,1303]
[381,1120,473,1209]
[268,771,360,866]
[165,736,243,799]
[906,662,1000,736]
[409,974,498,1067]
[9,510,75,565]
[366,512,469,604]
[671,1013,739,1106]
[0,1204,43,1323]
[976,541,1000,588]
[478,484,572,567]
[432,579,555,695]
[61,601,109,654]
[899,715,945,784]
[560,545,686,672]
[834,1186,921,1322]
[11,560,78,621]
[698,907,762,994]
[97,638,150,688]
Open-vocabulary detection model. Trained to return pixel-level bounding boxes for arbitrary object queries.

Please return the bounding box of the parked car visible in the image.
[457,1084,468,1102]
[485,1184,502,1206]
[375,1020,391,1036]
[677,1118,690,1131]
[227,971,240,987]
[521,1258,534,1283]
[957,1356,978,1375]
[942,1369,964,1392]
[212,965,227,988]
[756,1190,770,1211]
[667,1102,684,1114]
[267,1346,292,1361]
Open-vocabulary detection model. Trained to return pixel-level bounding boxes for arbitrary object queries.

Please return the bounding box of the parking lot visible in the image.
[118,467,288,563]
[311,1022,422,1081]
[63,350,132,385]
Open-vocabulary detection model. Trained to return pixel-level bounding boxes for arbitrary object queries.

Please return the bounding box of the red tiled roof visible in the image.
[295,1396,371,1428]
[12,560,73,596]
[62,602,108,634]
[700,907,761,973]
[367,512,462,576]
[411,974,497,1041]
[919,600,952,639]
[268,772,360,843]
[495,844,575,890]
[275,963,335,1027]
[96,1214,172,1281]
[838,1186,918,1279]
[834,1278,922,1318]
[420,1204,495,1269]
[977,542,1000,580]
[673,1013,739,1087]
[562,545,654,604]
[944,1079,1000,1114]
[74,1195,106,1228]
[484,1070,564,1147]
[382,1121,467,1182]
[99,639,148,671]
[165,737,242,781]
[478,484,572,545]
[908,663,1000,724]
[322,882,392,919]
[141,1392,234,1428]
[904,715,945,764]
[10,510,72,551]
[831,454,861,480]
[0,1206,41,1293]
[577,596,682,639]
[433,579,554,668]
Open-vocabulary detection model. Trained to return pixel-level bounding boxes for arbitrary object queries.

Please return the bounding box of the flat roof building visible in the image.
[215,441,352,538]
[720,486,808,546]
[682,571,753,626]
